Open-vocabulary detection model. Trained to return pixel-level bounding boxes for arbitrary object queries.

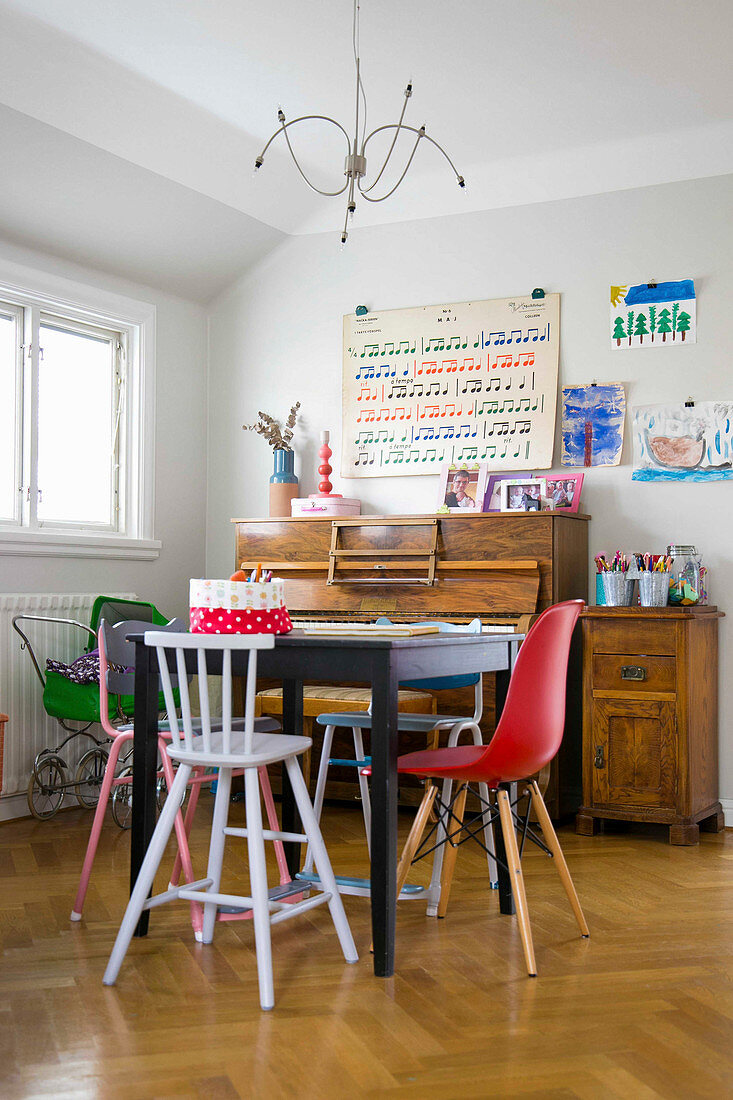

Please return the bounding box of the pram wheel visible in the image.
[75,747,109,808]
[111,766,134,830]
[28,755,67,819]
[156,771,191,814]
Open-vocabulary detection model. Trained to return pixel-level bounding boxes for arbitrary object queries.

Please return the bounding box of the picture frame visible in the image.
[437,462,488,513]
[482,471,525,513]
[543,472,584,512]
[499,477,546,512]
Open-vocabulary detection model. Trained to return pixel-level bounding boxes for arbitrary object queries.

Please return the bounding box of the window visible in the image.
[0,269,158,559]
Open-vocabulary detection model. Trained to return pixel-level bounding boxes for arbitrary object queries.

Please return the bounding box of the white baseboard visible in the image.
[0,790,77,823]
[0,791,32,823]
[721,799,733,828]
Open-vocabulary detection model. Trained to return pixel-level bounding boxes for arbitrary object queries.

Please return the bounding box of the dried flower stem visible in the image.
[243,402,301,451]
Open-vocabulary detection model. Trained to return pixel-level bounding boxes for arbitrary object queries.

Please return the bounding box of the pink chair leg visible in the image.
[70,732,132,921]
[158,744,205,936]
[168,767,205,888]
[260,765,292,887]
[217,765,303,924]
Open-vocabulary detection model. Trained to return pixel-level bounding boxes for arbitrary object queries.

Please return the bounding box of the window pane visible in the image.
[37,323,116,526]
[0,310,19,521]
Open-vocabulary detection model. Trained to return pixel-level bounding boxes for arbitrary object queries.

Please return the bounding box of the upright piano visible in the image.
[233,511,590,817]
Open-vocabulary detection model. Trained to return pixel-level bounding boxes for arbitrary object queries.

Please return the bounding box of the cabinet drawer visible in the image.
[589,620,677,656]
[592,654,676,694]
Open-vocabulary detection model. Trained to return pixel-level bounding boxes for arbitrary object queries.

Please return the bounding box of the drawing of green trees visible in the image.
[627,311,635,346]
[633,312,649,343]
[672,302,680,340]
[648,305,657,342]
[657,307,672,342]
[676,311,691,341]
[612,316,626,345]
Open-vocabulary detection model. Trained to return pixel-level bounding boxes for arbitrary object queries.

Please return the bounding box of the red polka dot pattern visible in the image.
[190,606,293,635]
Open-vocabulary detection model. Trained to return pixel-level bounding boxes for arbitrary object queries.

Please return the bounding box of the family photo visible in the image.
[438,464,487,511]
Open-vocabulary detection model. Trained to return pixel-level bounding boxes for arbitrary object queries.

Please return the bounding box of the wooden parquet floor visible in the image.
[1,796,732,1099]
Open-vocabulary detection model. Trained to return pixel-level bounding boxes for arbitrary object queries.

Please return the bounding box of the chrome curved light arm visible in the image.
[256,115,352,197]
[358,83,412,195]
[357,124,465,203]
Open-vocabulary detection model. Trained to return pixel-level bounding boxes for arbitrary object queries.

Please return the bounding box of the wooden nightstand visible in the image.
[576,606,724,845]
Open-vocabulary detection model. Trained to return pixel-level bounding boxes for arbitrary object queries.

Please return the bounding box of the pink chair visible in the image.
[386,600,589,976]
[70,618,293,937]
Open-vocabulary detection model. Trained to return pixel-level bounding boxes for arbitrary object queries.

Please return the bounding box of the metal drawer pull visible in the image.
[621,665,647,681]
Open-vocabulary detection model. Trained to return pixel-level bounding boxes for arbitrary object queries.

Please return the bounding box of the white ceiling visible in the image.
[1,0,732,298]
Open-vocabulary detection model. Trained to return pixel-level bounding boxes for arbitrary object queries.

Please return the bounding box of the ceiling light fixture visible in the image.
[253,0,465,246]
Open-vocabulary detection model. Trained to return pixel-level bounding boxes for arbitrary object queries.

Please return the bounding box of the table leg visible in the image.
[281,677,304,878]
[494,654,516,916]
[369,659,399,977]
[132,640,160,937]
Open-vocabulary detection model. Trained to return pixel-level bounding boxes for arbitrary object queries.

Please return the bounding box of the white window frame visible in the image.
[0,258,160,560]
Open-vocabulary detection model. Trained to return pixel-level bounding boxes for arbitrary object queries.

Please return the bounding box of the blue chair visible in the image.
[302,618,497,913]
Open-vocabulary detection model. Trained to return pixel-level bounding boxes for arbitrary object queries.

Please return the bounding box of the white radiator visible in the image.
[0,592,135,812]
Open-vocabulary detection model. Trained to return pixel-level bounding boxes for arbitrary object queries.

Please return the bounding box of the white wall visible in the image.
[0,238,208,620]
[207,173,733,807]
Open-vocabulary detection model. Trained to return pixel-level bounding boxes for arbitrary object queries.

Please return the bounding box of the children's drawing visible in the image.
[562,383,625,467]
[611,280,696,350]
[632,401,733,481]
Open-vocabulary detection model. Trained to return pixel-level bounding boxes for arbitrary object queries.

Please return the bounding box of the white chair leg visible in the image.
[303,723,335,875]
[244,765,275,1011]
[200,767,232,945]
[352,726,372,856]
[465,726,498,889]
[103,763,192,986]
[285,757,358,964]
[426,776,452,916]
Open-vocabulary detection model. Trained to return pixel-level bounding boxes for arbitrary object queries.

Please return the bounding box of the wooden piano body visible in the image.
[233,511,590,817]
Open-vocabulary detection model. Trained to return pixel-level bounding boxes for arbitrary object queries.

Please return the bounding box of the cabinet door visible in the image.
[591,698,677,810]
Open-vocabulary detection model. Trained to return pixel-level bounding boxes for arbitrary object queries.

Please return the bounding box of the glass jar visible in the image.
[667,544,703,605]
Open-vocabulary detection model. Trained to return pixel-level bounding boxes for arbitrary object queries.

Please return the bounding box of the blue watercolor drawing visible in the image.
[562,384,625,467]
[632,401,733,481]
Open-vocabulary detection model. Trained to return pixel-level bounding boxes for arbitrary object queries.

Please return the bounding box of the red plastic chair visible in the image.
[391,599,589,976]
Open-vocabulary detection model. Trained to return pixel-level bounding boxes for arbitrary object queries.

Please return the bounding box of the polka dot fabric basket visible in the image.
[189,578,293,635]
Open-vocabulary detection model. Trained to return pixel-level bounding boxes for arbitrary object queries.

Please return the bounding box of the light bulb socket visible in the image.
[457,176,465,188]
[254,156,264,170]
[347,201,356,217]
[405,81,413,97]
[277,109,286,123]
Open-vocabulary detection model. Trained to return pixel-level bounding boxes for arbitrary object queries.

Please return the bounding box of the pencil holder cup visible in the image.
[601,573,635,607]
[639,571,670,608]
[189,578,293,634]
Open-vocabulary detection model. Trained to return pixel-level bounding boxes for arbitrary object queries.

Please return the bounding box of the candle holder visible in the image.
[310,430,342,499]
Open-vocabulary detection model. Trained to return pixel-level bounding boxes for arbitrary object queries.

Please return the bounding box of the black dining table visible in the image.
[129,628,521,977]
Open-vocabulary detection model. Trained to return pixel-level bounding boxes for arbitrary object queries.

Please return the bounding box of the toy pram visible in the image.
[13,596,172,820]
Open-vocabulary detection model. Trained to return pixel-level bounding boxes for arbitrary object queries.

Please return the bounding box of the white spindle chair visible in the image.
[103,631,357,1010]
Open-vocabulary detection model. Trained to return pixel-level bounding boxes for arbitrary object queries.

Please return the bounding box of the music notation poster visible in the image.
[342,294,559,478]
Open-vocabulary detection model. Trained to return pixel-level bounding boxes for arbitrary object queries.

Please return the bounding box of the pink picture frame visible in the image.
[543,472,584,511]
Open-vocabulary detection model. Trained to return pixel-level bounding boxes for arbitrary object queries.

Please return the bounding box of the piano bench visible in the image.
[255,686,436,792]
[255,685,436,719]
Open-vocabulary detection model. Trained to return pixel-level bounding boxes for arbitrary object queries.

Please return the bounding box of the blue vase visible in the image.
[269,448,299,517]
[270,448,298,485]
